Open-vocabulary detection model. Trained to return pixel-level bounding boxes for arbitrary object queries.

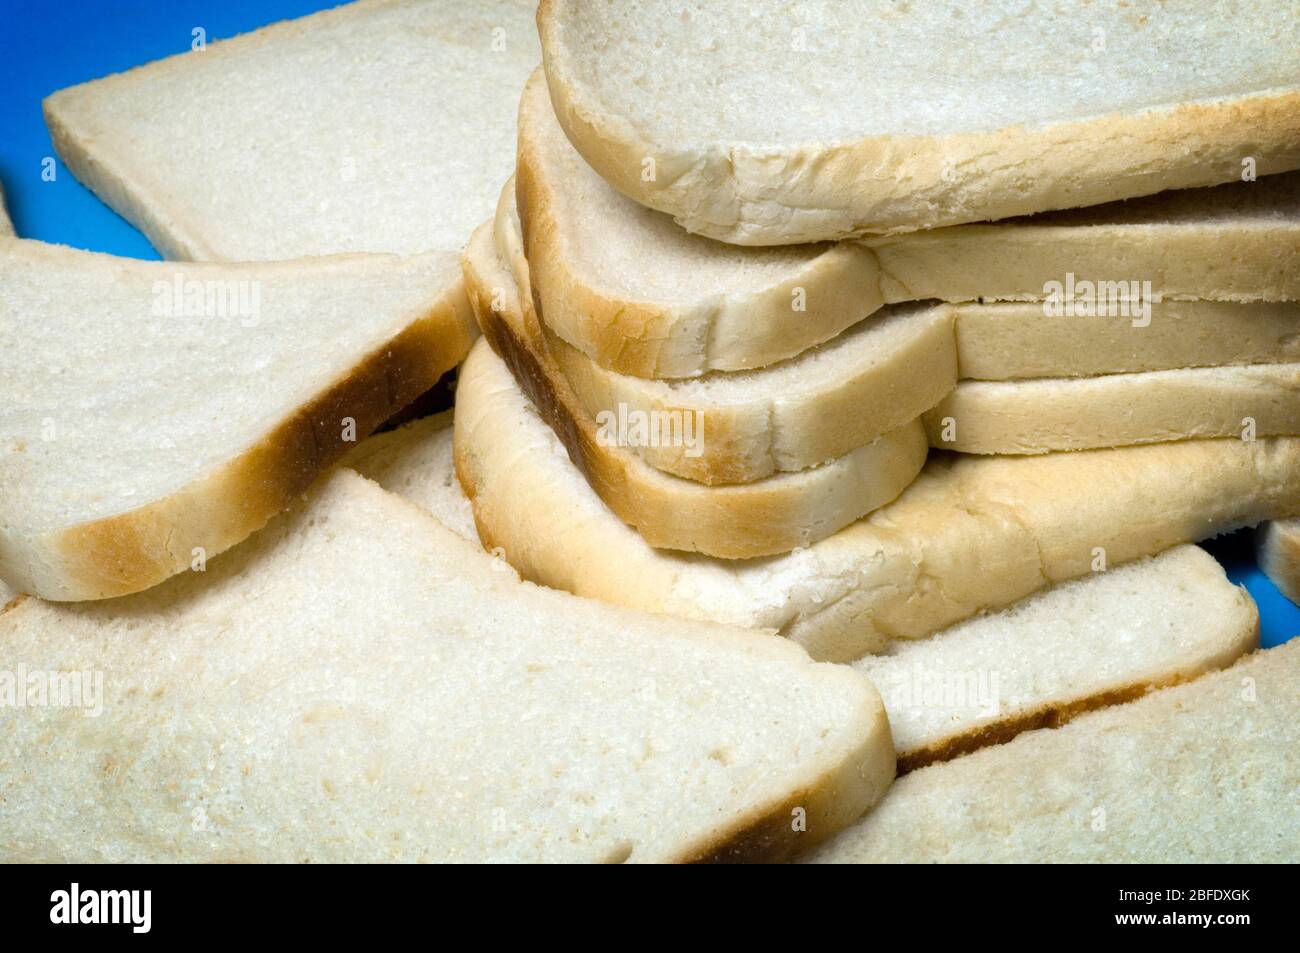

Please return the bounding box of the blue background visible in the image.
[0,0,1296,645]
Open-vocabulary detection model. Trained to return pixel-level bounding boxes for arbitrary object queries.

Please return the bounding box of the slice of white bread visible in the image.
[806,640,1299,863]
[1258,520,1300,605]
[460,222,928,558]
[455,370,1300,661]
[538,0,1300,244]
[460,335,926,559]
[497,181,952,484]
[0,469,894,863]
[519,66,1300,377]
[864,173,1300,307]
[954,299,1300,380]
[44,0,537,262]
[341,411,478,544]
[0,237,477,601]
[860,546,1258,773]
[926,364,1300,454]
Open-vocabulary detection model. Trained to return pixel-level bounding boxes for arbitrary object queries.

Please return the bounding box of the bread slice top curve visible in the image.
[805,639,1299,863]
[0,238,477,600]
[858,545,1258,771]
[44,0,538,262]
[461,217,929,558]
[520,52,1300,378]
[539,0,1300,243]
[499,178,954,484]
[0,469,894,863]
[516,70,883,376]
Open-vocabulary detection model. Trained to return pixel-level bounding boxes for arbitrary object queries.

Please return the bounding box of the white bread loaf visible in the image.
[44,0,538,264]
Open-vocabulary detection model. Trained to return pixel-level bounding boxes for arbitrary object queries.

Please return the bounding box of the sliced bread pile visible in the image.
[447,1,1300,613]
[2,0,1297,862]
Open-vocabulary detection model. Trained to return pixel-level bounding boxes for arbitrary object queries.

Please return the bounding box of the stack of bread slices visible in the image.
[2,0,1298,862]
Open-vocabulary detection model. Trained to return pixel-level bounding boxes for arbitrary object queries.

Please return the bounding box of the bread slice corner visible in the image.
[0,239,477,600]
[1259,519,1300,605]
[805,639,1299,863]
[859,545,1258,772]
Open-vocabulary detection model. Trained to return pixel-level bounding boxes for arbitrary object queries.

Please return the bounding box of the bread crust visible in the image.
[455,366,1300,662]
[1258,519,1300,604]
[460,222,927,559]
[925,363,1300,454]
[539,0,1300,243]
[516,72,886,377]
[502,178,955,484]
[896,595,1259,774]
[5,281,476,601]
[680,682,895,863]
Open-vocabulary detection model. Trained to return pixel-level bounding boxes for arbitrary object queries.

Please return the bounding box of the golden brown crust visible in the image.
[681,700,895,864]
[515,78,884,378]
[1259,520,1300,604]
[539,10,1300,245]
[38,293,477,600]
[461,225,926,558]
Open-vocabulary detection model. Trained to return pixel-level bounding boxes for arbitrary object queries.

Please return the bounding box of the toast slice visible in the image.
[0,470,894,863]
[538,0,1300,243]
[805,640,1299,863]
[459,222,928,559]
[496,182,952,484]
[1258,520,1300,605]
[518,69,1300,376]
[454,362,1300,661]
[954,299,1300,380]
[860,546,1258,772]
[0,238,477,600]
[44,0,537,262]
[926,364,1300,454]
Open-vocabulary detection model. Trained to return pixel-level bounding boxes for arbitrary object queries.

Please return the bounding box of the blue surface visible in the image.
[1,0,1297,644]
